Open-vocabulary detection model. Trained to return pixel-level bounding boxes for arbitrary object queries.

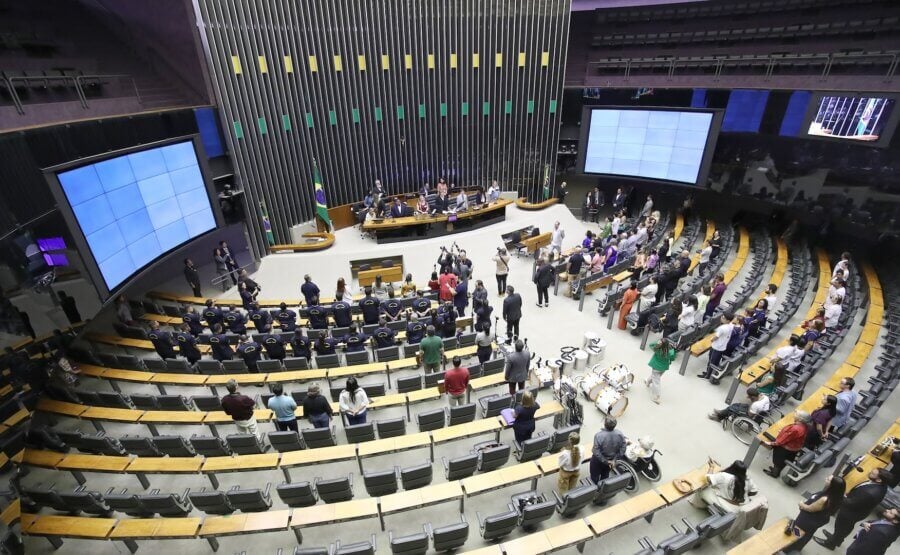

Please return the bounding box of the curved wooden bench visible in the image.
[270,232,335,253]
[515,197,558,210]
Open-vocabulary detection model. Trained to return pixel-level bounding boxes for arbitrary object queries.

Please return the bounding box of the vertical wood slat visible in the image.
[193,0,569,252]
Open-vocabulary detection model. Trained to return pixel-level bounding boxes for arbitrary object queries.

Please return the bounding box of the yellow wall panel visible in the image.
[427,53,435,69]
[333,55,343,71]
[518,52,526,67]
[230,55,242,74]
[472,52,480,68]
[283,55,294,73]
[541,51,550,66]
[357,55,367,71]
[308,55,318,72]
[404,54,412,70]
[381,54,390,70]
[258,56,268,73]
[450,53,457,69]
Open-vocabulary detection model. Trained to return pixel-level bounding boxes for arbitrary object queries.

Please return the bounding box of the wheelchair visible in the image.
[719,408,780,445]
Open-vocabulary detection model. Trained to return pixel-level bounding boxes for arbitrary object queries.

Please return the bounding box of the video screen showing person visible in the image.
[807,96,896,142]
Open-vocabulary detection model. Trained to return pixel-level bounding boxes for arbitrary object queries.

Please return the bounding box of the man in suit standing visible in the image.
[219,241,239,286]
[502,285,522,340]
[612,187,627,212]
[533,259,554,308]
[183,258,201,297]
[815,468,893,549]
[846,508,899,555]
[503,339,530,395]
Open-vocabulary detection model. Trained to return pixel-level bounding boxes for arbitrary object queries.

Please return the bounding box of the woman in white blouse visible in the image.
[339,377,369,425]
[697,460,759,513]
[678,295,699,331]
[556,432,581,493]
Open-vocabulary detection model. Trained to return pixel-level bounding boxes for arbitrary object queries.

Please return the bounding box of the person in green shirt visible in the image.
[645,338,677,404]
[756,361,785,396]
[419,325,444,373]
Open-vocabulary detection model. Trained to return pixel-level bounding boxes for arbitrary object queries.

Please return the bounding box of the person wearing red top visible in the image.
[763,410,811,478]
[438,269,458,302]
[443,356,470,406]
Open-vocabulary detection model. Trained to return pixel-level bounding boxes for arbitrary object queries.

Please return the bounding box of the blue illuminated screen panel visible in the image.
[56,140,215,290]
[583,109,714,184]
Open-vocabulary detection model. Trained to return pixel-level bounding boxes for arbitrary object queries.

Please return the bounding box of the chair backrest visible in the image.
[400,462,433,491]
[143,358,168,372]
[191,395,223,412]
[24,487,69,512]
[345,422,376,443]
[556,484,598,516]
[442,337,458,350]
[257,359,283,372]
[268,431,305,452]
[364,383,386,397]
[549,424,581,452]
[417,408,445,432]
[164,359,192,373]
[98,352,120,368]
[190,435,232,457]
[226,485,272,512]
[346,351,370,365]
[157,395,192,411]
[458,332,477,347]
[316,476,354,503]
[80,435,127,456]
[150,435,196,457]
[480,510,519,540]
[129,394,159,410]
[188,491,235,515]
[696,513,737,539]
[445,453,479,480]
[477,443,510,472]
[396,375,423,393]
[226,433,267,455]
[58,491,110,515]
[516,435,552,462]
[335,538,376,555]
[363,468,399,496]
[223,359,248,373]
[376,346,400,362]
[196,360,223,374]
[658,531,701,555]
[514,387,538,406]
[596,472,632,504]
[104,494,153,517]
[467,364,483,379]
[431,517,470,551]
[301,426,336,448]
[76,391,103,406]
[447,403,476,426]
[482,358,505,375]
[276,481,318,507]
[120,435,162,457]
[519,498,557,529]
[424,371,446,388]
[376,417,406,439]
[283,357,309,370]
[138,493,192,517]
[389,531,429,555]
[480,395,511,418]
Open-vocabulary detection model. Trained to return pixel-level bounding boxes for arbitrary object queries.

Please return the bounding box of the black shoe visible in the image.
[813,537,835,550]
[822,531,832,539]
[696,373,709,379]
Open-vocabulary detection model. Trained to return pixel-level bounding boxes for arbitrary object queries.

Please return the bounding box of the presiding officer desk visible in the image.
[363,199,513,243]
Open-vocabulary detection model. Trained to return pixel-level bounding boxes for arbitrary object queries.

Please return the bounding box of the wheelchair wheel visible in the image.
[731,416,760,445]
[613,460,640,493]
[640,459,662,482]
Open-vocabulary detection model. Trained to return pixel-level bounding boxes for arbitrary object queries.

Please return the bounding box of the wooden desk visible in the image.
[279,444,357,468]
[362,199,512,231]
[462,462,541,495]
[80,406,143,424]
[515,197,559,210]
[586,490,667,535]
[655,465,712,504]
[0,499,19,527]
[432,419,503,444]
[519,232,552,255]
[673,214,685,240]
[357,432,432,457]
[727,518,797,555]
[22,514,116,539]
[201,453,280,473]
[126,456,203,474]
[869,419,900,464]
[36,399,88,418]
[290,499,379,527]
[198,509,291,537]
[379,481,464,515]
[57,453,131,473]
[270,231,335,253]
[21,449,66,469]
[110,517,202,539]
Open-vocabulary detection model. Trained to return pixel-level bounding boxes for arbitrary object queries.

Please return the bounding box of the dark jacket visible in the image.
[303,393,334,420]
[840,482,889,518]
[301,281,320,306]
[504,349,530,383]
[503,293,523,321]
[332,301,352,327]
[534,264,554,288]
[148,329,176,359]
[184,265,200,287]
[221,392,255,421]
[847,519,900,555]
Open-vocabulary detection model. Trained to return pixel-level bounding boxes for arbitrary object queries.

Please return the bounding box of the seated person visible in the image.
[430,193,449,215]
[389,197,405,218]
[416,194,429,215]
[487,180,500,203]
[473,186,487,208]
[691,460,760,514]
[708,386,770,422]
[455,189,468,212]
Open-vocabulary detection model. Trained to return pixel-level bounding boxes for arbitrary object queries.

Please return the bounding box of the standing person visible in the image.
[183,258,201,297]
[697,241,712,276]
[302,384,333,429]
[708,230,722,260]
[301,275,320,307]
[221,379,258,438]
[290,329,312,361]
[116,295,137,325]
[208,324,234,361]
[472,279,488,310]
[339,377,370,425]
[815,469,893,549]
[502,286,522,339]
[493,248,510,295]
[640,194,653,219]
[832,252,851,279]
[444,356,470,406]
[419,326,444,373]
[453,278,468,317]
[705,274,727,321]
[762,411,810,478]
[845,508,900,555]
[550,221,565,257]
[617,281,639,330]
[238,282,254,311]
[438,268,458,303]
[831,377,857,432]
[590,417,626,483]
[332,294,352,328]
[475,321,494,363]
[359,287,381,325]
[678,295,699,332]
[56,291,82,325]
[219,241,240,286]
[640,276,658,307]
[174,323,202,364]
[267,383,298,432]
[147,321,176,360]
[612,188,626,212]
[213,247,233,287]
[512,391,540,443]
[557,432,582,493]
[276,302,297,332]
[236,335,262,373]
[504,339,530,395]
[335,277,347,300]
[784,475,846,552]
[400,274,417,298]
[645,338,676,404]
[533,259,553,308]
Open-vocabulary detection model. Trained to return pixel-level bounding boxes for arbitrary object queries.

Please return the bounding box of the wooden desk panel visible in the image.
[203,409,273,424]
[23,514,117,539]
[359,266,404,287]
[656,465,713,504]
[110,517,202,539]
[0,499,19,526]
[870,419,900,464]
[279,444,357,467]
[726,518,797,555]
[57,453,131,472]
[362,199,512,231]
[80,406,143,423]
[432,419,503,444]
[36,399,87,417]
[290,499,378,527]
[357,432,431,457]
[199,509,291,537]
[21,449,66,469]
[501,531,554,555]
[201,453,280,472]
[462,462,541,495]
[126,457,203,474]
[138,411,207,425]
[543,519,594,550]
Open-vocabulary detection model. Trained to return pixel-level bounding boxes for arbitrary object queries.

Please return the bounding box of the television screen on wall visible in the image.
[803,93,899,147]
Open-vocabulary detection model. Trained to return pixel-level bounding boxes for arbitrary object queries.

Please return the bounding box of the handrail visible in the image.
[4,72,141,115]
[514,196,559,210]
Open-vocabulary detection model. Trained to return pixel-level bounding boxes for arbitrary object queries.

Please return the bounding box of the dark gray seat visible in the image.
[79,435,127,456]
[388,530,429,555]
[396,375,423,393]
[276,481,318,507]
[548,424,581,452]
[417,408,445,432]
[457,332,476,347]
[283,357,309,370]
[164,358,192,372]
[59,489,112,516]
[376,417,406,439]
[189,435,232,457]
[442,337,458,350]
[257,359,283,372]
[446,403,476,426]
[511,491,556,530]
[143,358,168,372]
[105,493,154,517]
[23,486,71,512]
[301,426,336,448]
[157,395,193,411]
[120,435,163,457]
[376,346,400,362]
[482,359,504,375]
[696,513,737,539]
[138,489,192,516]
[427,514,469,552]
[594,473,632,505]
[316,475,354,504]
[268,431,305,452]
[151,435,197,457]
[226,483,272,512]
[334,534,377,555]
[345,422,376,443]
[423,371,446,388]
[222,359,248,372]
[196,360,223,374]
[477,509,519,541]
[76,390,103,406]
[514,433,551,462]
[129,394,160,411]
[189,489,235,514]
[478,395,511,418]
[363,467,399,496]
[553,483,597,516]
[191,395,223,412]
[345,351,369,365]
[400,461,433,491]
[97,392,134,409]
[316,353,340,368]
[365,383,386,397]
[474,443,510,472]
[443,453,478,480]
[226,433,268,455]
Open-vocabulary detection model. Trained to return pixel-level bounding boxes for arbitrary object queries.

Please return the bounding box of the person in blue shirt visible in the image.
[263,333,286,361]
[237,335,262,372]
[248,302,272,333]
[332,295,353,328]
[343,323,368,353]
[175,324,202,364]
[290,329,311,360]
[182,307,205,336]
[267,383,298,432]
[372,318,396,349]
[307,298,328,330]
[209,324,234,361]
[359,287,380,325]
[381,292,402,322]
[454,279,469,317]
[412,291,431,318]
[202,299,223,329]
[301,275,320,306]
[147,321,176,360]
[406,313,425,344]
[224,306,247,335]
[276,302,297,332]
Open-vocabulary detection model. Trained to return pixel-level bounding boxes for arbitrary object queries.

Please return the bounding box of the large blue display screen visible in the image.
[583,109,714,184]
[57,140,216,290]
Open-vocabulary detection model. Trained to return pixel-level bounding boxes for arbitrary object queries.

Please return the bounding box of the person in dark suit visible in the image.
[184,258,201,297]
[290,330,311,361]
[175,324,202,364]
[224,306,247,335]
[248,302,272,333]
[219,241,239,286]
[390,197,405,218]
[237,335,262,372]
[147,321,176,360]
[202,299,223,329]
[431,193,449,215]
[307,298,328,330]
[612,187,626,212]
[846,508,899,555]
[57,291,82,325]
[533,259,554,308]
[815,468,893,549]
[502,285,523,340]
[262,333,286,361]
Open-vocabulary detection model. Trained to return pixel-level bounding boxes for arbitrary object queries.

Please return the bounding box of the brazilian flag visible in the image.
[542,163,550,200]
[313,160,332,230]
[259,201,275,246]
